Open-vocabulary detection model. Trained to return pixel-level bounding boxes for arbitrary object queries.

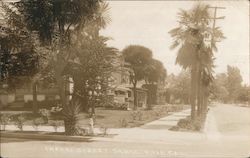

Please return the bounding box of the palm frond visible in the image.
[170,40,180,50]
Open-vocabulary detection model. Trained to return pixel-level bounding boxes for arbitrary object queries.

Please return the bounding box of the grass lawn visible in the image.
[90,104,187,128]
[1,104,188,129]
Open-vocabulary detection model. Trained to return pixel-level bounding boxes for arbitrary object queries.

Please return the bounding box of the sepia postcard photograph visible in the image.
[0,0,249,157]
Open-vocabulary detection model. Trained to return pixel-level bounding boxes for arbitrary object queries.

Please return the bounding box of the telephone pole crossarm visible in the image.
[208,6,226,44]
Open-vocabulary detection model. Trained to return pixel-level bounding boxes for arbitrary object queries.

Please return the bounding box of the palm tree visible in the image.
[62,99,82,135]
[62,2,115,135]
[169,3,225,120]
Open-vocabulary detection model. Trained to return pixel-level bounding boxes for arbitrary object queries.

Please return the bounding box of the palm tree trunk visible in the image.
[63,97,81,136]
[190,67,197,120]
[202,86,209,117]
[64,118,79,135]
[200,84,204,117]
[58,78,67,107]
[197,65,202,117]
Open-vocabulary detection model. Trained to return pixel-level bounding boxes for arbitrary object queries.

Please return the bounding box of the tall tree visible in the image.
[59,2,117,135]
[237,85,250,103]
[211,73,229,102]
[226,65,242,103]
[3,0,108,135]
[169,3,225,119]
[66,34,117,113]
[167,71,191,104]
[122,45,153,110]
[1,1,61,113]
[0,2,43,113]
[11,0,102,108]
[144,59,167,107]
[144,59,166,84]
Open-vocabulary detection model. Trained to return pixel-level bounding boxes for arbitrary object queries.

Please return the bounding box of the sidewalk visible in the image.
[1,108,207,144]
[102,109,206,144]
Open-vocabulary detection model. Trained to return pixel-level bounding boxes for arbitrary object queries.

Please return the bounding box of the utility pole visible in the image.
[208,6,226,44]
[199,6,226,116]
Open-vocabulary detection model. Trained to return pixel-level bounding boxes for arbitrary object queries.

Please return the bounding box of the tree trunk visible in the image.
[91,95,95,115]
[133,81,138,110]
[146,84,153,110]
[57,77,67,107]
[202,86,209,117]
[197,65,202,117]
[190,67,197,120]
[54,54,67,107]
[32,82,38,114]
[73,77,89,113]
[64,119,79,136]
[199,85,204,117]
[82,96,89,113]
[62,98,82,136]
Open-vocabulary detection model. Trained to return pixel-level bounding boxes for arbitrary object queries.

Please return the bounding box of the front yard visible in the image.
[0,104,188,132]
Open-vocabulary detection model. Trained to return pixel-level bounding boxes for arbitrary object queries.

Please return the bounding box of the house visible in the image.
[0,55,148,110]
[109,55,148,110]
[0,81,62,109]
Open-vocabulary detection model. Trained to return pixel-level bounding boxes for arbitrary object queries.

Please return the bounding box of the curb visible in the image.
[0,131,93,142]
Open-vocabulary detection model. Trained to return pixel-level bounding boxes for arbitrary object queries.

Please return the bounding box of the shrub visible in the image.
[177,118,192,129]
[24,100,61,110]
[192,117,205,131]
[130,111,144,121]
[119,118,128,127]
[155,110,162,117]
[50,106,63,120]
[163,106,169,113]
[50,121,61,132]
[39,109,51,124]
[99,96,114,109]
[100,126,109,136]
[76,126,87,136]
[113,102,128,110]
[175,116,205,131]
[131,111,138,121]
[32,118,44,131]
[14,115,26,131]
[0,114,10,130]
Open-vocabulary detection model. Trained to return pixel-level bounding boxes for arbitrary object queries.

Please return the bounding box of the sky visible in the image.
[100,0,249,85]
